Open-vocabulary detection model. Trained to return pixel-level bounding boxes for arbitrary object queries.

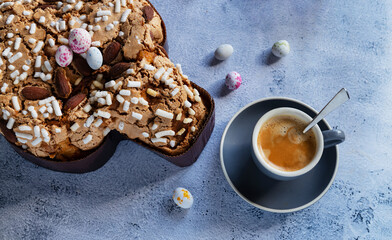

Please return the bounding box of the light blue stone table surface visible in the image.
[1,0,392,239]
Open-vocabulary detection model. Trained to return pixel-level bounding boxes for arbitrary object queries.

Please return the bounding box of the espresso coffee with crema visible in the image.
[257,115,317,172]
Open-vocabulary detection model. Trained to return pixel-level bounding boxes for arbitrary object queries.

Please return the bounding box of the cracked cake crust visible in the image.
[0,0,208,161]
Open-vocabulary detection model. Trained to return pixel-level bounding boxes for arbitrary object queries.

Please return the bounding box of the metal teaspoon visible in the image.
[303,88,350,134]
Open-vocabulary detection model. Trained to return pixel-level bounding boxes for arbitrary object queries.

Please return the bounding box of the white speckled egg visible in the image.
[215,44,234,60]
[225,71,242,90]
[272,40,290,57]
[86,47,103,70]
[55,45,73,67]
[173,187,193,209]
[69,28,91,54]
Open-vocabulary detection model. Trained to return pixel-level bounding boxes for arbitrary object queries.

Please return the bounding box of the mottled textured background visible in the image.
[1,0,392,239]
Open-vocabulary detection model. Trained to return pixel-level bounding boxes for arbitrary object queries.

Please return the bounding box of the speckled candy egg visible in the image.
[173,187,194,209]
[86,47,103,70]
[55,45,73,67]
[69,28,91,54]
[272,40,290,57]
[215,44,234,61]
[225,71,242,90]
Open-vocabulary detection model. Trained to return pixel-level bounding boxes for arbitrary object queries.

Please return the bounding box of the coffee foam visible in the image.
[288,128,310,144]
[261,148,271,158]
[262,120,295,137]
[258,115,317,172]
[262,116,309,144]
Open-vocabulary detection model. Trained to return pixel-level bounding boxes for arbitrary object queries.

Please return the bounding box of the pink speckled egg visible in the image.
[225,71,242,90]
[55,45,73,67]
[68,28,91,54]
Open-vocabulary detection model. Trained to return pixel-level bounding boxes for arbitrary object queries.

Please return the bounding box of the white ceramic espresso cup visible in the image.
[251,107,326,181]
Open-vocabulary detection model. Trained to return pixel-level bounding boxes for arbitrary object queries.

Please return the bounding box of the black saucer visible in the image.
[220,97,339,213]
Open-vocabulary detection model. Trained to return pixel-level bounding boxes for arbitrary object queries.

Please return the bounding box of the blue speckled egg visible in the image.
[86,47,103,70]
